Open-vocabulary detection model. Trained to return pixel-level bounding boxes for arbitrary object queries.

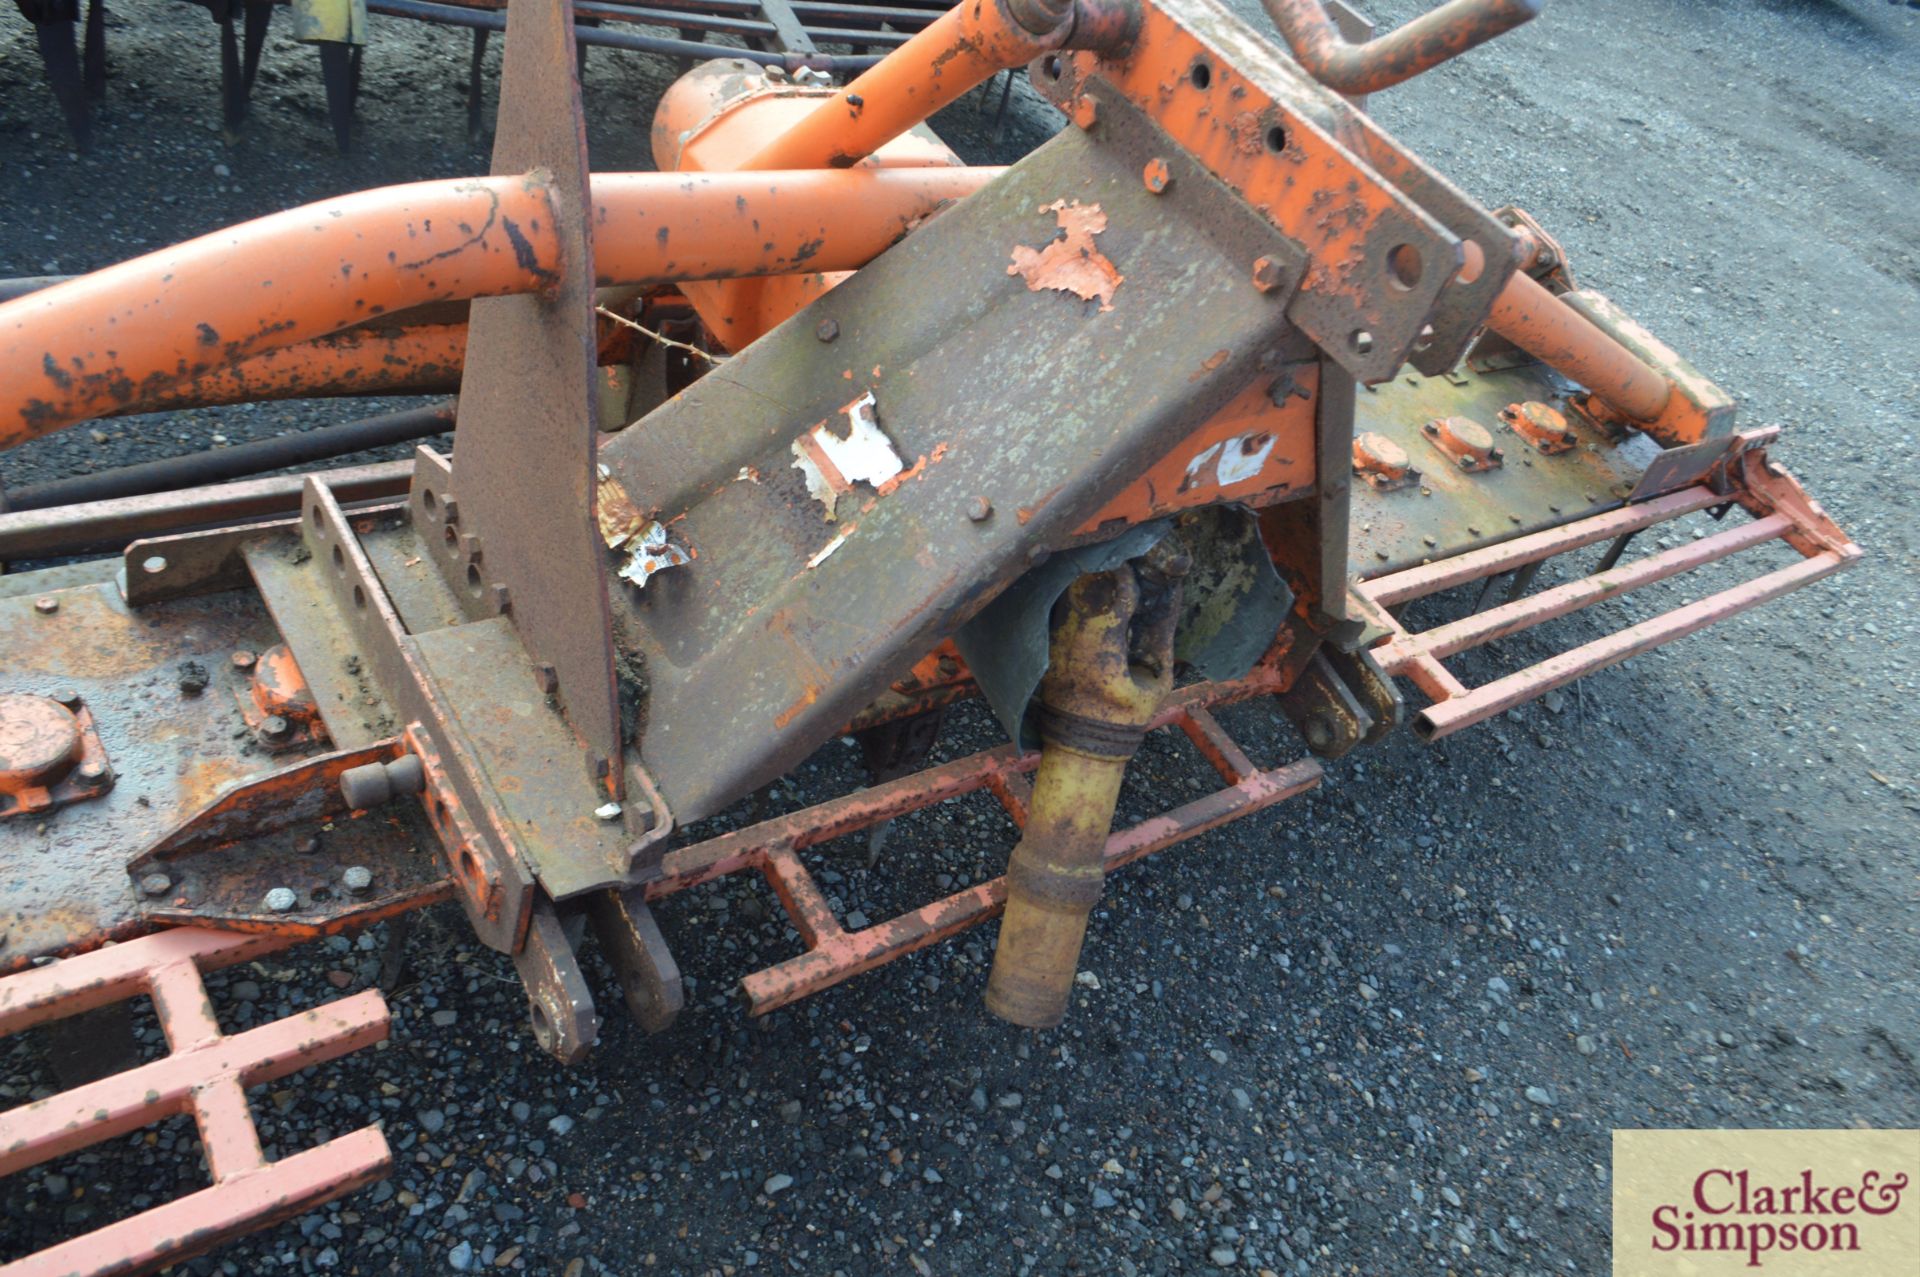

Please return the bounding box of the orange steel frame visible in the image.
[0,2,1861,1273]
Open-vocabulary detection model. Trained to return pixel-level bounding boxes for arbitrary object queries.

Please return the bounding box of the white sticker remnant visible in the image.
[617,520,692,589]
[1182,432,1278,492]
[790,392,904,522]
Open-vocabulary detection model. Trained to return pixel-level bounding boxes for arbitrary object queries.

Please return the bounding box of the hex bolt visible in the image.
[139,873,173,897]
[258,715,292,744]
[966,496,993,523]
[1251,256,1287,294]
[1142,158,1171,194]
[264,887,298,912]
[231,650,257,670]
[77,760,108,784]
[815,317,840,343]
[340,753,427,810]
[52,689,83,708]
[33,596,58,615]
[342,865,373,894]
[490,583,512,613]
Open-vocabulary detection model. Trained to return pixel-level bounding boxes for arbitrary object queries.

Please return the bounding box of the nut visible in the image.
[815,317,840,343]
[33,597,58,615]
[1251,256,1288,294]
[230,650,257,670]
[342,865,373,894]
[263,887,298,913]
[258,714,292,743]
[966,496,993,523]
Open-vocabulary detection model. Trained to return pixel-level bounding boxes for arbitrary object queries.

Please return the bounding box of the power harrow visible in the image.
[0,0,1859,1270]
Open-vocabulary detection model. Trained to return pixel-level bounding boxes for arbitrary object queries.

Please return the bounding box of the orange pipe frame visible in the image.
[737,0,1071,172]
[0,166,999,446]
[116,325,469,415]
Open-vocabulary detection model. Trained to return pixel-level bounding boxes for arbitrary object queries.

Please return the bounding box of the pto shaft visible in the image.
[987,557,1181,1029]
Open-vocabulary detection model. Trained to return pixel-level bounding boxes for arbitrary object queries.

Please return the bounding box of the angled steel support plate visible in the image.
[448,0,623,792]
[600,115,1300,822]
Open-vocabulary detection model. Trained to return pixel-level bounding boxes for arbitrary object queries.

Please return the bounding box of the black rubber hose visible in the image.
[6,401,455,511]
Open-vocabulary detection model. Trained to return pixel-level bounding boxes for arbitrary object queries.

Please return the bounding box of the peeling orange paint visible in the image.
[1007,200,1123,312]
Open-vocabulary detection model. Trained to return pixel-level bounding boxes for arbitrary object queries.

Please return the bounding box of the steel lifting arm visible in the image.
[1262,0,1542,93]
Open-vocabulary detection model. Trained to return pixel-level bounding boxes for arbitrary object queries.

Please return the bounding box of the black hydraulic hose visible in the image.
[6,401,455,512]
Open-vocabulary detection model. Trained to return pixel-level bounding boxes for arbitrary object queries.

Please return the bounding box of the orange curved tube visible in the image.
[737,0,1069,171]
[1,166,1000,447]
[1487,271,1671,423]
[589,167,998,283]
[117,325,469,415]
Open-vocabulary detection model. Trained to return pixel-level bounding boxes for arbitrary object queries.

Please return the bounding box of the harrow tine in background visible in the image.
[242,0,274,98]
[318,40,359,152]
[219,8,245,130]
[466,25,491,141]
[82,0,106,97]
[32,16,91,151]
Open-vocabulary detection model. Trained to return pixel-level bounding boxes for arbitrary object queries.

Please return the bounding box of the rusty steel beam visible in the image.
[1262,0,1541,93]
[0,459,412,561]
[0,165,1001,446]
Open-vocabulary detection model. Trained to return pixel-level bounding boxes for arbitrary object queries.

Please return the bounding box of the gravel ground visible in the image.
[2,1,1917,1274]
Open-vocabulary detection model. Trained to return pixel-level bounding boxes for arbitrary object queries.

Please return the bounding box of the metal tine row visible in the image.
[14,0,959,155]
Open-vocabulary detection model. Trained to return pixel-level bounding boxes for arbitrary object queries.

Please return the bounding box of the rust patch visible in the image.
[1007,201,1123,313]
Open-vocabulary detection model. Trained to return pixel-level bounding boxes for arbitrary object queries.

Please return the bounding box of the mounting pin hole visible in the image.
[1265,125,1287,153]
[1387,244,1423,290]
[1190,60,1212,90]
